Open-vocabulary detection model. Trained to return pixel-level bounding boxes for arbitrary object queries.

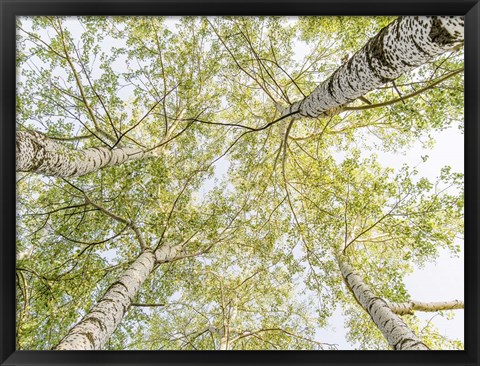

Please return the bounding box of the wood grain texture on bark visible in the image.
[54,250,156,350]
[16,130,152,177]
[283,16,464,118]
[388,299,464,315]
[54,244,181,350]
[337,255,429,350]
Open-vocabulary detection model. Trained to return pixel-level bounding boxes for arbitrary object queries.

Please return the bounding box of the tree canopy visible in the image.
[16,15,464,350]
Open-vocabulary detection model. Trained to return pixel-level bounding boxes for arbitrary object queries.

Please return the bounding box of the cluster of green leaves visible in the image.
[16,15,464,350]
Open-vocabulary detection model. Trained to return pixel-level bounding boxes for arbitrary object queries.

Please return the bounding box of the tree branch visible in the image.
[387,299,464,315]
[344,68,463,111]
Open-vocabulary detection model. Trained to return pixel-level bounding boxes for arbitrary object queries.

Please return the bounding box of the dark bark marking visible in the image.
[382,318,393,329]
[364,30,394,84]
[72,331,96,348]
[429,16,461,46]
[104,280,130,295]
[394,336,428,350]
[84,316,108,333]
[409,35,433,58]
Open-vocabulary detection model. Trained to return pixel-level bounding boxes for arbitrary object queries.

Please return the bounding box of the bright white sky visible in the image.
[288,16,464,348]
[199,17,465,349]
[18,16,464,350]
[315,126,464,349]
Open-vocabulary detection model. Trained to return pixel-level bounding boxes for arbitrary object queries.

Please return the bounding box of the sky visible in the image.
[200,121,465,350]
[378,127,464,344]
[194,17,465,348]
[17,16,464,350]
[289,17,464,348]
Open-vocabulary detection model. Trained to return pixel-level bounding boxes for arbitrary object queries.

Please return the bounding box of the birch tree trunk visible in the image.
[283,16,464,118]
[337,255,429,350]
[218,304,237,350]
[387,299,464,315]
[219,331,230,350]
[54,244,181,350]
[16,130,153,177]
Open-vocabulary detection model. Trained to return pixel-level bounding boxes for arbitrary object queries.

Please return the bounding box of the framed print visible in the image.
[1,0,479,365]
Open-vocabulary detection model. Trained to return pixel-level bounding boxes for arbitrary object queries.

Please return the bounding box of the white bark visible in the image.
[284,16,464,118]
[337,255,429,350]
[219,333,229,350]
[387,299,464,315]
[16,130,153,177]
[218,304,237,350]
[54,244,181,350]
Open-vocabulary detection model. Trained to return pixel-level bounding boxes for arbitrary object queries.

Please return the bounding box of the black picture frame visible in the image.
[1,0,478,365]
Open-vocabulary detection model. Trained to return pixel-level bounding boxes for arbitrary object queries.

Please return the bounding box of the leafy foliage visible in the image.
[16,16,464,350]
